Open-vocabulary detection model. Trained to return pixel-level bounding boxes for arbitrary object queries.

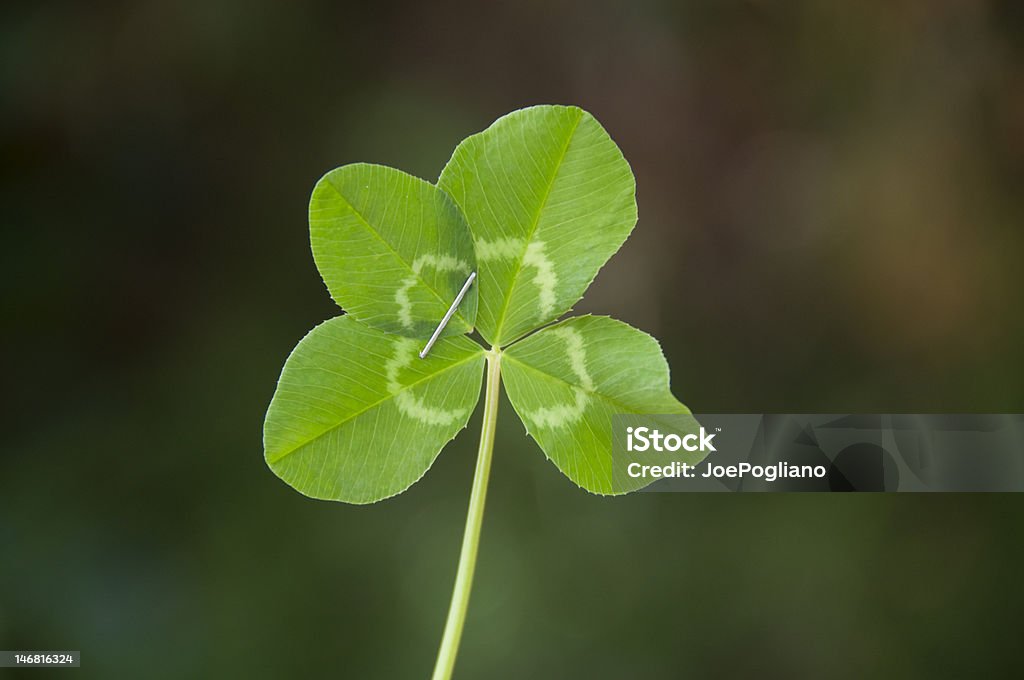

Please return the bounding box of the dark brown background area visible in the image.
[2,1,1022,677]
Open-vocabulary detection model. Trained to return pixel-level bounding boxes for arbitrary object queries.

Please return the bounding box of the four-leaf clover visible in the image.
[264,105,696,503]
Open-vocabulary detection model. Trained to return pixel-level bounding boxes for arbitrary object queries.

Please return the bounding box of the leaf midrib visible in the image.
[267,350,484,464]
[492,109,584,345]
[322,173,470,330]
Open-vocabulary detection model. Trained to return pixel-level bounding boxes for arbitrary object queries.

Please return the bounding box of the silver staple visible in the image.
[419,271,477,359]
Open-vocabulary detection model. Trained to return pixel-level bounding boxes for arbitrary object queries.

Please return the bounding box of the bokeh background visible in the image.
[3,1,1023,677]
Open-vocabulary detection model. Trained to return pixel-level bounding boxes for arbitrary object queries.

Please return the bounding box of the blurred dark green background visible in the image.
[3,1,1023,677]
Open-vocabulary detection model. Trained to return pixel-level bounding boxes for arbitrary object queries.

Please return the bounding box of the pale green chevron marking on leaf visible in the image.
[475,237,523,261]
[474,237,556,320]
[396,254,472,329]
[551,326,594,390]
[523,241,556,318]
[385,334,469,425]
[439,105,637,347]
[524,327,593,428]
[502,316,695,495]
[310,163,477,339]
[526,388,588,429]
[264,315,485,504]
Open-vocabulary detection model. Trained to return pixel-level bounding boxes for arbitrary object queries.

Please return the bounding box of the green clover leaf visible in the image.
[264,315,484,503]
[310,163,477,338]
[439,105,638,346]
[502,315,691,495]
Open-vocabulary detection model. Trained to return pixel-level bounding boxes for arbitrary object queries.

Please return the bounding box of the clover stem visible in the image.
[431,348,502,680]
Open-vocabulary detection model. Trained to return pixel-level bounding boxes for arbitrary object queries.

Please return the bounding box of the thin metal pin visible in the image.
[419,271,477,359]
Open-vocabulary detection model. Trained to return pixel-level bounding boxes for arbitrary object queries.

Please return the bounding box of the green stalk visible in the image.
[431,348,502,680]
